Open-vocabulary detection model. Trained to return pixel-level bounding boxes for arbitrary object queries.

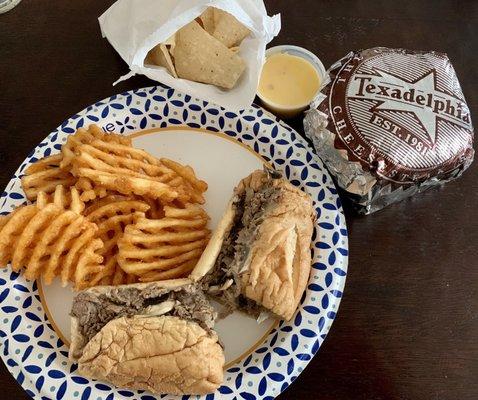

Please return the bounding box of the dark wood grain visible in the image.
[0,1,477,399]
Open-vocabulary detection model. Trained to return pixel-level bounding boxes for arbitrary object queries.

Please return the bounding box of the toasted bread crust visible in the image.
[77,316,224,395]
[69,278,194,361]
[237,171,314,320]
[190,199,236,282]
[192,169,315,321]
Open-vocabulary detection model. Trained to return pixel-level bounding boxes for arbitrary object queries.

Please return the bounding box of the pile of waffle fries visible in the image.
[0,125,209,290]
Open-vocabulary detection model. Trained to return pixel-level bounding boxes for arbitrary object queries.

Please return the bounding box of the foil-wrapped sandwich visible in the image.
[305,47,474,214]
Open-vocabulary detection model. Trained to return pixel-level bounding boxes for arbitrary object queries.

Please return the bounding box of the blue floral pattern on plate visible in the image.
[0,85,348,400]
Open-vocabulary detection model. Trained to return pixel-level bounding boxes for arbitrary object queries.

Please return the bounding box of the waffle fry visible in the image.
[6,124,210,290]
[85,198,150,286]
[21,154,77,201]
[43,216,91,284]
[77,167,179,202]
[70,134,207,203]
[138,259,198,282]
[25,209,80,281]
[83,194,133,214]
[61,124,131,170]
[118,204,210,279]
[59,219,100,287]
[12,204,63,274]
[36,185,85,214]
[142,197,165,220]
[72,238,105,290]
[0,205,39,265]
[160,158,208,202]
[73,140,171,176]
[0,203,104,287]
[0,213,12,232]
[75,176,110,202]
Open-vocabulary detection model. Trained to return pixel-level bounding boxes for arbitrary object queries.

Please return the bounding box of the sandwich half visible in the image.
[191,168,315,321]
[69,278,224,395]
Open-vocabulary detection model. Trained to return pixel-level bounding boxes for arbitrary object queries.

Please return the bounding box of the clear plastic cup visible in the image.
[257,45,326,119]
[0,0,21,14]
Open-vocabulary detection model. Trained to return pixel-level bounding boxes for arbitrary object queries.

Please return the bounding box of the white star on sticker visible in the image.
[373,70,441,144]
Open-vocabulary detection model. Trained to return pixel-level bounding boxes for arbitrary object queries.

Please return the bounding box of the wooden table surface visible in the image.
[1,1,477,399]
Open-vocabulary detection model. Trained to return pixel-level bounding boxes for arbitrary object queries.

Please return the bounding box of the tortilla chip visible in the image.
[147,43,178,78]
[163,33,176,52]
[173,20,246,89]
[198,7,215,35]
[212,8,250,48]
[144,52,154,65]
[229,46,240,54]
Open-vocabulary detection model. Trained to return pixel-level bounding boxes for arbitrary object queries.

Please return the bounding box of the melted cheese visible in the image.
[258,53,320,107]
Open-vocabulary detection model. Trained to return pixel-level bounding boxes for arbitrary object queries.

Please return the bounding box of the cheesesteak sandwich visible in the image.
[191,169,315,321]
[69,279,224,395]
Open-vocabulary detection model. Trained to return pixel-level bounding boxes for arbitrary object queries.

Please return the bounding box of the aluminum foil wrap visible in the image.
[304,47,474,214]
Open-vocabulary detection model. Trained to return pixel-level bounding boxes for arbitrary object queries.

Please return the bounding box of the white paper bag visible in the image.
[98,0,281,110]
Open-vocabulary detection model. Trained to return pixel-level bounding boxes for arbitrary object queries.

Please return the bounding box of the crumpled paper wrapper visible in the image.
[99,0,281,110]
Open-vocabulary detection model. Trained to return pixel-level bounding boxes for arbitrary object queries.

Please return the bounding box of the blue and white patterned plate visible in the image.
[0,86,348,400]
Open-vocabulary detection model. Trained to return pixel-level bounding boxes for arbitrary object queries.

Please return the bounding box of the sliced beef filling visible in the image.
[204,174,281,317]
[71,284,216,341]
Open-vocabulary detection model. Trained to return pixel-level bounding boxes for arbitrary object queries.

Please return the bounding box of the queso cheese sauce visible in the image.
[258,53,320,107]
